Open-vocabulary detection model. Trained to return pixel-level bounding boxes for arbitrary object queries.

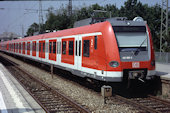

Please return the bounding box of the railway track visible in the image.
[0,56,90,113]
[2,53,170,113]
[112,95,170,113]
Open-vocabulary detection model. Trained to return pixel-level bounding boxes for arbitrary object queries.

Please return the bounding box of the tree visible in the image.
[26,23,39,36]
[26,0,163,51]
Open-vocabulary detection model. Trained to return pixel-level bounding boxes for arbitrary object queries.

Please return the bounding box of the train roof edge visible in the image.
[73,17,147,28]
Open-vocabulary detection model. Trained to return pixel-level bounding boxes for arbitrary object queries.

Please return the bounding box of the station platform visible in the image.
[0,63,45,113]
[156,62,170,80]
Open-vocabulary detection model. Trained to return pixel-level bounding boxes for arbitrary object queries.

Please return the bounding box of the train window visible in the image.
[23,43,25,51]
[69,41,74,55]
[57,42,58,54]
[32,43,34,51]
[32,42,34,51]
[62,41,66,55]
[19,43,21,50]
[94,36,97,49]
[79,40,81,56]
[32,43,33,51]
[39,43,41,52]
[83,40,90,57]
[27,43,30,51]
[28,43,30,50]
[43,42,45,52]
[53,42,56,53]
[75,41,77,56]
[49,42,52,53]
[16,43,18,51]
[35,42,36,51]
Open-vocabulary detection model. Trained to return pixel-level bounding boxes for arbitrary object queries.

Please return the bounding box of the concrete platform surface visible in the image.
[156,62,170,80]
[0,63,45,113]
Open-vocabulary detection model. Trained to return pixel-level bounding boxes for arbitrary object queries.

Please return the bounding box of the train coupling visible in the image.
[129,70,145,82]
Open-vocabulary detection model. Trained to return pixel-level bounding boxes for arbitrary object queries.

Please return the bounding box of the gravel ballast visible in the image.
[0,53,139,113]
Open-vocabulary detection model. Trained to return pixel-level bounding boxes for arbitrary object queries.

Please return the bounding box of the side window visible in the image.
[79,40,81,56]
[94,36,97,49]
[25,43,26,50]
[17,44,18,50]
[62,41,66,55]
[39,42,41,52]
[75,41,77,56]
[23,42,25,50]
[49,42,52,53]
[34,42,37,51]
[19,43,21,50]
[35,42,36,51]
[83,40,90,57]
[32,43,34,51]
[27,43,30,51]
[32,42,36,51]
[43,42,45,52]
[69,41,74,55]
[53,42,56,53]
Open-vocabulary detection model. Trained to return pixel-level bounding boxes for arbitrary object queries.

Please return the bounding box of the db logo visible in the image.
[132,62,140,68]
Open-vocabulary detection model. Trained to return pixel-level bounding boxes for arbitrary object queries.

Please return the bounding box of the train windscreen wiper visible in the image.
[134,37,147,56]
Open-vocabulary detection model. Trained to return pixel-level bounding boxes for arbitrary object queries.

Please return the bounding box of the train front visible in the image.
[107,17,156,83]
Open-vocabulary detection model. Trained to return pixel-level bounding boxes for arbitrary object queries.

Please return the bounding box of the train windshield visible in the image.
[113,26,148,52]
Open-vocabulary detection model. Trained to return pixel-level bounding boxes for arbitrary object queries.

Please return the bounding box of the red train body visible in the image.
[0,17,156,82]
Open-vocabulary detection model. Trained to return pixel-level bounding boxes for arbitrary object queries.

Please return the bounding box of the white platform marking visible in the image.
[0,91,8,113]
[0,70,28,113]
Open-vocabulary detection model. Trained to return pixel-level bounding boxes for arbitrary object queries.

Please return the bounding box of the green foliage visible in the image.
[26,23,39,36]
[26,0,164,51]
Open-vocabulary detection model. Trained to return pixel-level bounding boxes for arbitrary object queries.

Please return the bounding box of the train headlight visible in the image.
[109,61,119,68]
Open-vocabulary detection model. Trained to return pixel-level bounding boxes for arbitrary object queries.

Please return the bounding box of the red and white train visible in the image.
[0,17,156,82]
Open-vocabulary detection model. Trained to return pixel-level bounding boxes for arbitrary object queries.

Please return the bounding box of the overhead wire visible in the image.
[5,2,39,35]
[0,0,110,36]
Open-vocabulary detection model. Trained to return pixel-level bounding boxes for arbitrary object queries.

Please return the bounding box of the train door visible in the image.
[32,41,36,56]
[19,43,21,54]
[14,43,15,52]
[57,39,61,64]
[22,42,25,54]
[61,38,75,65]
[39,40,45,58]
[49,39,57,61]
[15,43,18,53]
[75,36,82,70]
[27,42,30,55]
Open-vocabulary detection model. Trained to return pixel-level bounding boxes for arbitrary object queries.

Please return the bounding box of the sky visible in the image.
[0,0,162,36]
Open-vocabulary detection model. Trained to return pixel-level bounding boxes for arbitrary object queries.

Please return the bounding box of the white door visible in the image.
[57,38,61,64]
[75,36,82,70]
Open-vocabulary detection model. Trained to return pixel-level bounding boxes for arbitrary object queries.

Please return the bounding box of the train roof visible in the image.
[107,18,146,26]
[0,17,146,44]
[73,17,146,28]
[2,21,110,43]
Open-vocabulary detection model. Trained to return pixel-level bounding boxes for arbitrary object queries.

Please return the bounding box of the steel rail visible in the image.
[1,55,90,113]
